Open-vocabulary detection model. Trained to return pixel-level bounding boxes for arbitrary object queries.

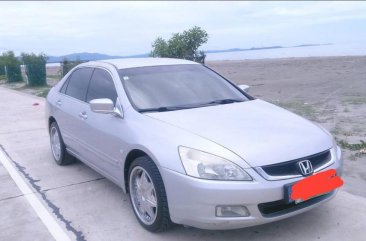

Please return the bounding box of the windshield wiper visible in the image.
[139,99,244,113]
[206,98,244,105]
[139,105,196,113]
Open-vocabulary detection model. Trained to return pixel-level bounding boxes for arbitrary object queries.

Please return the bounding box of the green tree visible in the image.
[2,51,23,82]
[0,56,5,76]
[151,37,170,57]
[150,26,208,63]
[21,53,48,86]
[61,58,83,77]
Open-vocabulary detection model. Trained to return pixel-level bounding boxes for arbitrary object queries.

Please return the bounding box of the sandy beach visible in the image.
[208,56,366,197]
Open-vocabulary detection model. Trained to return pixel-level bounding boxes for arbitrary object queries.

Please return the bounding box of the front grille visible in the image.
[258,192,333,217]
[261,150,331,177]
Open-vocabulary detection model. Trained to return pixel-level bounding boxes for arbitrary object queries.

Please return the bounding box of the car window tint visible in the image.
[119,64,248,110]
[60,76,70,94]
[65,68,94,101]
[86,68,118,105]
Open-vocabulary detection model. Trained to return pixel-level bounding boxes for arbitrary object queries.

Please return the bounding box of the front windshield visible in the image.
[119,64,249,112]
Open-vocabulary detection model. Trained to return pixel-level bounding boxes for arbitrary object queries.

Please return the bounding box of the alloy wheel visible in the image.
[129,166,158,225]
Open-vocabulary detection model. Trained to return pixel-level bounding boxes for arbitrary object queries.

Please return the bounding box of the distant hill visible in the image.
[204,43,332,54]
[46,43,332,63]
[205,46,283,54]
[293,43,332,48]
[47,52,149,63]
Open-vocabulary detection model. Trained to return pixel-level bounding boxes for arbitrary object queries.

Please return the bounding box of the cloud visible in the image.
[0,1,365,55]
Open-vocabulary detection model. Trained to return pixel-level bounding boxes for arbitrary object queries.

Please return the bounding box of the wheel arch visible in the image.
[123,149,149,193]
[48,116,56,131]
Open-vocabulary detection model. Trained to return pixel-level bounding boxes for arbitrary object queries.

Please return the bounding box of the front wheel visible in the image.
[128,156,172,232]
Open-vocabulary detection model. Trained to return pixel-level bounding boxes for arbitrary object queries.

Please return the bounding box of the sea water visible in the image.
[205,42,366,61]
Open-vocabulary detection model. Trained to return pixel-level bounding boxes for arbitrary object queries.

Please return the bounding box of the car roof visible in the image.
[91,57,199,70]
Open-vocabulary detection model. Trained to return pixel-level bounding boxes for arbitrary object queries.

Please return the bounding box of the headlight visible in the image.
[178,146,252,181]
[332,139,342,161]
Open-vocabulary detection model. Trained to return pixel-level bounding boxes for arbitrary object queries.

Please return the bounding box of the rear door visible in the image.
[55,67,94,157]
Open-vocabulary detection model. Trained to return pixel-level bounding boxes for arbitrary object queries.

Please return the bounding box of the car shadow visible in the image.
[58,158,336,241]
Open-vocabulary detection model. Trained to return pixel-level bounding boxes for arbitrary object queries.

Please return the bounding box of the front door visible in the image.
[80,68,126,181]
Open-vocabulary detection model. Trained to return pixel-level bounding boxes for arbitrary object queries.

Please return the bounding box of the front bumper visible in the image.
[161,152,342,230]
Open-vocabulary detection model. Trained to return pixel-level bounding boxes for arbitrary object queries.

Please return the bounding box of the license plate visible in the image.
[284,169,343,204]
[285,182,324,204]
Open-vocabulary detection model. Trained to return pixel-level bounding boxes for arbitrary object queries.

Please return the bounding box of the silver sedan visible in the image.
[46,58,343,232]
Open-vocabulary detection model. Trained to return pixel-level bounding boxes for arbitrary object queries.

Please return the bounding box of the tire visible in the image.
[128,156,172,232]
[49,121,75,165]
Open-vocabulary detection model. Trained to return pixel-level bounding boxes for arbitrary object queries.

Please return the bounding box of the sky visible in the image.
[1,1,366,56]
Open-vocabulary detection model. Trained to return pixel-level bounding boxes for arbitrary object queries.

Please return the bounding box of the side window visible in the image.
[86,68,118,105]
[65,68,94,101]
[60,76,70,94]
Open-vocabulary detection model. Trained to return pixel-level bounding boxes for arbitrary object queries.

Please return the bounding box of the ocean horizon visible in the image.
[46,42,366,67]
[205,42,366,61]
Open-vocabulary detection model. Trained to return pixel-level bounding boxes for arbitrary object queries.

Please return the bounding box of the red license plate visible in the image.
[284,169,343,204]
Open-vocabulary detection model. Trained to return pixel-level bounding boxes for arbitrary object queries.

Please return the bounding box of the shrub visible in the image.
[1,51,23,82]
[61,58,83,77]
[21,53,48,86]
[150,26,208,63]
[0,57,5,76]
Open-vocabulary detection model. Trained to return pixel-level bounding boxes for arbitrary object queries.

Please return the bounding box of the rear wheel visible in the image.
[128,156,172,232]
[49,121,75,165]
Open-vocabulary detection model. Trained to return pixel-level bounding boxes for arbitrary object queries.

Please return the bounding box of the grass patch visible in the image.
[275,101,317,120]
[345,97,366,105]
[0,80,51,98]
[337,139,366,151]
[35,87,51,97]
[47,74,61,80]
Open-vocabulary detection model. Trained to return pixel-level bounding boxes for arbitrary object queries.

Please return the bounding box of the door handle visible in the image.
[56,100,62,107]
[79,111,88,120]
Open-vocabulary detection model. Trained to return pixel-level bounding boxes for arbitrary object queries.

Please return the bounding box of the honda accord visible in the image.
[46,58,343,232]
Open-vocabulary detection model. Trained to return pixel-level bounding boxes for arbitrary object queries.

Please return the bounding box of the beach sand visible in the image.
[208,56,366,197]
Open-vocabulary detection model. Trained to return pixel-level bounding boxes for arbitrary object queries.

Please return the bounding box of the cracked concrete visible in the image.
[5,151,87,241]
[0,158,54,241]
[41,177,106,193]
[0,194,25,202]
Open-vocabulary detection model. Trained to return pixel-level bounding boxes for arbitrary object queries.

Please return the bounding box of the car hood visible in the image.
[145,99,333,167]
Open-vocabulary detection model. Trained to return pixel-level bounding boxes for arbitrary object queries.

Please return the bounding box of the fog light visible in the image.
[216,205,250,217]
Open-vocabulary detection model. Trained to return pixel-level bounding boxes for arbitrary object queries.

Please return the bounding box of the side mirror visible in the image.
[90,98,115,114]
[238,84,250,91]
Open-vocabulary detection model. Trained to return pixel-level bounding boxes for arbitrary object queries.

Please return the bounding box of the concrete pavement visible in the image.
[0,86,365,241]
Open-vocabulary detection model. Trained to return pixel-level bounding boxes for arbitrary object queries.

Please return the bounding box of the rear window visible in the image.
[65,68,94,101]
[60,76,70,94]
